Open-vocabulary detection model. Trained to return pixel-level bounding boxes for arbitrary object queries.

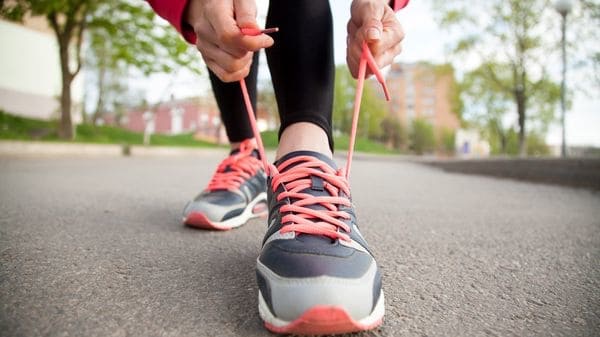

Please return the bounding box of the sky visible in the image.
[140,0,599,147]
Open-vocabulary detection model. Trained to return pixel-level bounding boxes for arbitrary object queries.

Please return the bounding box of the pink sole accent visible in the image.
[252,202,267,215]
[264,306,383,335]
[183,212,232,231]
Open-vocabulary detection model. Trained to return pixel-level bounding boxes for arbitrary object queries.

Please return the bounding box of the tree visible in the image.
[380,116,407,150]
[333,65,388,140]
[410,118,436,155]
[461,63,560,154]
[333,66,356,135]
[439,128,456,155]
[431,0,564,156]
[1,0,200,139]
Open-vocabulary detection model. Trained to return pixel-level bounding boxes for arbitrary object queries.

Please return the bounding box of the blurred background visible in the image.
[0,0,598,158]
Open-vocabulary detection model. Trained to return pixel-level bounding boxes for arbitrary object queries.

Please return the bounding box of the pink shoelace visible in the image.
[206,139,263,192]
[240,29,390,241]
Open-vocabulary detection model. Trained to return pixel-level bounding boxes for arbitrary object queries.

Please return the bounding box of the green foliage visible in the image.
[1,111,399,154]
[333,66,357,134]
[525,132,550,156]
[333,66,387,140]
[502,129,549,156]
[380,116,407,150]
[461,62,561,154]
[439,128,456,154]
[88,1,200,77]
[0,111,217,147]
[259,130,396,154]
[409,118,436,155]
[430,0,563,156]
[1,0,201,138]
[259,130,279,149]
[0,110,58,140]
[334,135,396,154]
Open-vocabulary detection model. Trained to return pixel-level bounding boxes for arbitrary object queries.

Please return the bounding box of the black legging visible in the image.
[208,0,335,150]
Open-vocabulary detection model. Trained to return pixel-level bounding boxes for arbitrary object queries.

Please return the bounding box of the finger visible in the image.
[234,0,258,28]
[205,57,252,83]
[346,53,359,79]
[194,24,246,60]
[198,41,253,73]
[351,1,385,43]
[237,34,274,52]
[368,15,404,57]
[208,6,272,54]
[346,18,358,37]
[373,42,403,69]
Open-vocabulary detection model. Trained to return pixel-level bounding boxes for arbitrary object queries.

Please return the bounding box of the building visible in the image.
[124,96,223,142]
[455,129,491,158]
[386,62,460,133]
[122,96,276,144]
[0,17,83,121]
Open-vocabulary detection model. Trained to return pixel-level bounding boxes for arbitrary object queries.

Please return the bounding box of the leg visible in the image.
[209,52,260,149]
[182,52,267,230]
[265,0,335,159]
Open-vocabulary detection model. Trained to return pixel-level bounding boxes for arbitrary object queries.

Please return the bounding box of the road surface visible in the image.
[0,153,598,336]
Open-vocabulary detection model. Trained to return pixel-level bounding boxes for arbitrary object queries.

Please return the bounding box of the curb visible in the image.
[423,157,600,190]
[0,141,228,158]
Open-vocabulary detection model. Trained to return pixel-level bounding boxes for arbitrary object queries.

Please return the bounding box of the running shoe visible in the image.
[182,139,267,230]
[256,150,384,335]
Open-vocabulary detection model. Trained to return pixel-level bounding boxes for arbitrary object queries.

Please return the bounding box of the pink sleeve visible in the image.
[146,0,197,44]
[390,0,410,11]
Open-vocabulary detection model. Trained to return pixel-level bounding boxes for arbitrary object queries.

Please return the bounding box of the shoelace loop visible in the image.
[206,139,263,192]
[273,155,353,241]
[240,30,390,240]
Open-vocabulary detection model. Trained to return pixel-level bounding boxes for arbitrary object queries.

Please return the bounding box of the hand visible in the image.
[185,0,274,82]
[346,0,404,78]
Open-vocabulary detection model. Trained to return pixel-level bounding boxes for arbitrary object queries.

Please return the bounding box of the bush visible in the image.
[439,128,456,155]
[526,133,550,156]
[380,116,407,150]
[410,118,436,155]
[504,130,550,156]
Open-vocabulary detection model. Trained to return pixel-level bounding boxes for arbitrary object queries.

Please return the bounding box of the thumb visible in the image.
[359,3,385,42]
[234,0,258,29]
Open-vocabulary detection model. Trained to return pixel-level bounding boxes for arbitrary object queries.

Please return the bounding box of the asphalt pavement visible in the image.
[0,153,598,337]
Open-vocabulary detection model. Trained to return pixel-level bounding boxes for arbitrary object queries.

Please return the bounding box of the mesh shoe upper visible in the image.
[183,140,266,223]
[257,151,382,321]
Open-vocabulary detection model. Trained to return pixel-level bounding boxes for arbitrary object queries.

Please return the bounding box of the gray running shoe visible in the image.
[256,151,384,335]
[183,139,267,230]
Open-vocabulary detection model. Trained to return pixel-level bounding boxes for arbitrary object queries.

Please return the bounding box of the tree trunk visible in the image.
[92,64,106,126]
[57,33,74,140]
[516,93,527,157]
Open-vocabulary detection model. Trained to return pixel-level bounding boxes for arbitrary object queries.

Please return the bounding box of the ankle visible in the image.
[276,122,332,160]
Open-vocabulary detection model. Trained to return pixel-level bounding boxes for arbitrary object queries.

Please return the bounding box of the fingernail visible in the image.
[367,28,381,40]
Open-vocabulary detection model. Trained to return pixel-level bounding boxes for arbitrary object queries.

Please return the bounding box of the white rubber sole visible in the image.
[183,192,267,230]
[258,288,385,334]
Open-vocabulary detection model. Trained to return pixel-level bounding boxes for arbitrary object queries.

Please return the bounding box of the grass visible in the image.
[0,111,219,148]
[260,130,398,155]
[0,111,399,154]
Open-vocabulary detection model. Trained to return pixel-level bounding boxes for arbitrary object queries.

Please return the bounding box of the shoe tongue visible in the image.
[274,151,338,197]
[229,148,260,159]
[274,151,342,243]
[222,148,260,172]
